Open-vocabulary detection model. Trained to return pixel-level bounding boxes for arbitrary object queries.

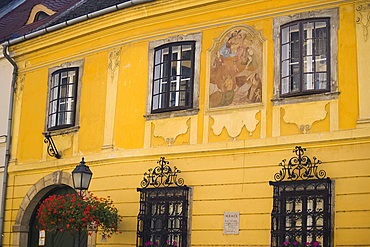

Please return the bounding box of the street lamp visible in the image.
[72,157,92,194]
[71,157,92,247]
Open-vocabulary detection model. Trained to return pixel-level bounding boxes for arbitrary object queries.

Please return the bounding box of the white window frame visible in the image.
[272,8,339,106]
[145,32,202,121]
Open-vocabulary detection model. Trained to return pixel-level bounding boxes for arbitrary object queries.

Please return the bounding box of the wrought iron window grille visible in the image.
[269,146,331,247]
[43,133,61,159]
[137,157,188,247]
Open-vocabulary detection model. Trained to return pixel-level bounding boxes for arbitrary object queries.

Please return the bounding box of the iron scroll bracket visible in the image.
[272,146,327,182]
[43,133,61,159]
[139,157,185,188]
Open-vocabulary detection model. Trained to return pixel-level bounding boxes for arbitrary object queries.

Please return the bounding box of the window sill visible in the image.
[144,108,199,121]
[271,91,340,106]
[43,125,80,137]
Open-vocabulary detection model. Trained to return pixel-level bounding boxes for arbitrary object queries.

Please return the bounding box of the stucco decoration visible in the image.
[108,48,121,79]
[153,117,190,145]
[211,109,260,137]
[282,101,328,134]
[356,2,370,42]
[209,25,265,108]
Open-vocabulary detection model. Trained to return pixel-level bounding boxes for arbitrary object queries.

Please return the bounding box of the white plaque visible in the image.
[223,211,239,234]
[101,233,107,242]
[38,238,45,246]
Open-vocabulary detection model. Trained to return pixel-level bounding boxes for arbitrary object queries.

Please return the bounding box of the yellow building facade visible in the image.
[2,0,370,246]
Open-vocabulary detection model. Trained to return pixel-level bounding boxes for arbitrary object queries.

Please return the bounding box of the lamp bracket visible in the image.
[43,133,61,159]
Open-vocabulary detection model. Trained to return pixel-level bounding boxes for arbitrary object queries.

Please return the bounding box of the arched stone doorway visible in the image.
[12,171,95,247]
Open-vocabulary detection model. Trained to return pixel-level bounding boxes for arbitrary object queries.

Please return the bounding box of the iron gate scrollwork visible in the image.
[269,146,332,247]
[137,157,188,247]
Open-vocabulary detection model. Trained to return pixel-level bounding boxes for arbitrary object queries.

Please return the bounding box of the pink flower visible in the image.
[173,241,177,246]
[284,242,290,246]
[293,242,297,245]
[313,242,319,247]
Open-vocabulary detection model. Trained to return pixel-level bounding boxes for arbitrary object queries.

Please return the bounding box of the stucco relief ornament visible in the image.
[108,49,121,78]
[356,3,370,42]
[273,146,327,182]
[140,157,185,188]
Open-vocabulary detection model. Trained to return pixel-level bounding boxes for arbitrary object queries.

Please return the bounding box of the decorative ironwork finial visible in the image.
[140,157,185,188]
[273,146,326,182]
[44,134,61,159]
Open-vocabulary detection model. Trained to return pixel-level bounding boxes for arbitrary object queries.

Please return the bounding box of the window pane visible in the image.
[304,73,314,90]
[303,39,313,56]
[155,50,162,65]
[154,65,161,79]
[52,73,59,87]
[66,98,74,111]
[49,100,57,114]
[316,55,327,72]
[315,73,328,89]
[281,77,290,94]
[303,22,314,39]
[171,45,181,60]
[169,91,178,107]
[292,74,299,92]
[282,44,289,60]
[61,72,68,84]
[64,112,73,125]
[181,60,191,76]
[282,26,289,44]
[304,56,314,73]
[282,60,289,77]
[50,88,58,101]
[162,48,169,63]
[153,79,160,94]
[171,61,179,76]
[152,95,159,110]
[181,45,192,60]
[315,37,327,55]
[315,22,327,38]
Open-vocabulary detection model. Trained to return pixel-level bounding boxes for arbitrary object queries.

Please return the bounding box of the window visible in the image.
[47,68,78,130]
[45,59,83,134]
[152,42,195,113]
[35,11,50,21]
[280,19,330,97]
[137,187,189,247]
[272,8,338,105]
[270,179,332,247]
[145,32,202,120]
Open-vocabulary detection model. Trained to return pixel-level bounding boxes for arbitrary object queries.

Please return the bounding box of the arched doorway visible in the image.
[12,171,94,247]
[28,186,87,247]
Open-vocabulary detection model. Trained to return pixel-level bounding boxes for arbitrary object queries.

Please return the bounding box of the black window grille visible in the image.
[137,157,189,247]
[48,68,78,130]
[137,187,189,247]
[280,18,330,97]
[270,179,332,247]
[151,42,195,113]
[269,146,332,247]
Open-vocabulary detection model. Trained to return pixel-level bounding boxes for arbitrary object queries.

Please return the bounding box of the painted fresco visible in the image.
[209,28,263,108]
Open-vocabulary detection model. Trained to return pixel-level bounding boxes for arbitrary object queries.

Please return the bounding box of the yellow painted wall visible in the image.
[4,0,370,247]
